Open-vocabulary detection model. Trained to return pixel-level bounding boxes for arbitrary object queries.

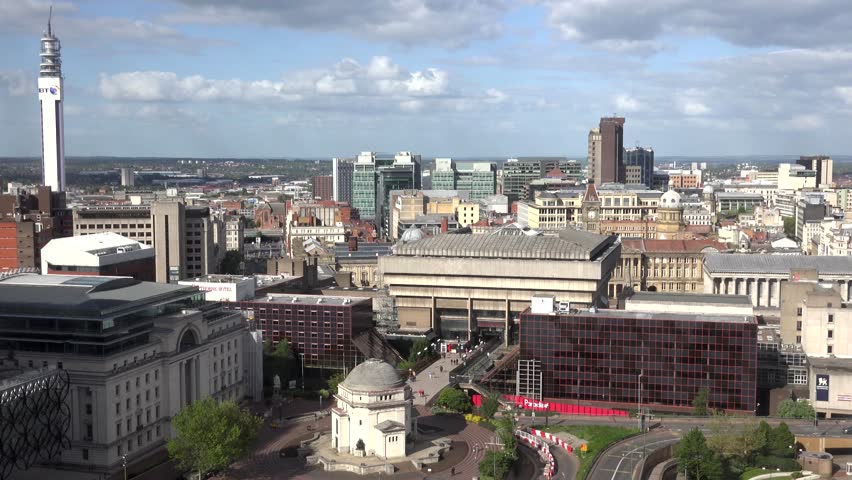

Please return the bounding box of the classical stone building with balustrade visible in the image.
[702,254,852,308]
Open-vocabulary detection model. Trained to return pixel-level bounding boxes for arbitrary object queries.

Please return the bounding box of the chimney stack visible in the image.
[440,217,449,233]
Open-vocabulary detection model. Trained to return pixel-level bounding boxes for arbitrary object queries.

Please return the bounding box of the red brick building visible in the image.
[312,176,334,201]
[0,187,71,272]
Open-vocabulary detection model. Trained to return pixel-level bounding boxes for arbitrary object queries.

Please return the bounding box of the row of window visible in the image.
[115,424,162,459]
[115,387,160,415]
[114,370,160,396]
[116,404,161,438]
[77,223,152,229]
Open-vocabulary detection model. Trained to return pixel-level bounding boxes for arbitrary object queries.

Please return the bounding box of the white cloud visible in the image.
[677,99,710,116]
[97,56,507,120]
[613,94,641,112]
[399,99,424,112]
[404,69,449,96]
[166,0,508,48]
[99,57,459,103]
[315,75,357,95]
[0,0,205,52]
[536,0,852,53]
[0,70,32,97]
[366,56,401,79]
[486,88,508,104]
[779,114,825,131]
[836,86,852,105]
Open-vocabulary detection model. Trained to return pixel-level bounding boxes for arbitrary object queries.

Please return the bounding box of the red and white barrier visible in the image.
[529,428,574,453]
[516,429,558,477]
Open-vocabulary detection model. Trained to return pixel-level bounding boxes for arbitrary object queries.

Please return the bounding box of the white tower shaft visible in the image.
[38,10,65,192]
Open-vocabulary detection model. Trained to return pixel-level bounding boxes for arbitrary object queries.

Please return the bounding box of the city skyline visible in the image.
[1,1,852,158]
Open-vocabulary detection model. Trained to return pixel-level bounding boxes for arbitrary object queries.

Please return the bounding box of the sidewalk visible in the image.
[409,354,459,406]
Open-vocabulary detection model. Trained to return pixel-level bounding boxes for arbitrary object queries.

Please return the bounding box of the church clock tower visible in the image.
[581,183,601,234]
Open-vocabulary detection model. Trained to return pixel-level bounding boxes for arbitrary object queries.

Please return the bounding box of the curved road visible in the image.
[552,445,580,480]
[588,431,681,480]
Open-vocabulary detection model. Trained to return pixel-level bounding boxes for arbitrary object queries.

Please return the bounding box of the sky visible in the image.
[2,0,852,159]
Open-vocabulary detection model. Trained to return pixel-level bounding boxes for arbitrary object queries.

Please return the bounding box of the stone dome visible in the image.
[340,358,405,391]
[400,225,425,244]
[660,189,682,209]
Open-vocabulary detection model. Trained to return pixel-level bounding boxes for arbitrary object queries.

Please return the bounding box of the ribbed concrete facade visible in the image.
[378,230,620,341]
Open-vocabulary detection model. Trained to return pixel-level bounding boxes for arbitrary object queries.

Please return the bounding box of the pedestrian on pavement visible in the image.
[439,366,443,373]
[451,466,455,476]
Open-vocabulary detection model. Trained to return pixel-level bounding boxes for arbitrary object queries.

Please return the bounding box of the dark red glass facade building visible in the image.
[520,308,757,414]
[230,295,373,370]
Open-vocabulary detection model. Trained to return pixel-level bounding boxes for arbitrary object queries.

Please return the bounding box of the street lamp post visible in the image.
[637,371,644,432]
[638,370,646,464]
[299,353,305,390]
[122,454,127,480]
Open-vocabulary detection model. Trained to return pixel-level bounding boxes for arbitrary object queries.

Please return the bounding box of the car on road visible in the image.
[843,426,852,434]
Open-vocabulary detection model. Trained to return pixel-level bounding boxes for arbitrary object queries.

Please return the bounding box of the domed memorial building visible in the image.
[331,358,413,459]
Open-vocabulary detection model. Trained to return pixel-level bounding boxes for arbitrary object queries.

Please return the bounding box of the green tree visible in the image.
[766,422,796,458]
[268,338,293,359]
[676,428,724,480]
[495,416,517,459]
[327,372,346,394]
[219,251,244,275]
[783,217,796,238]
[479,390,501,418]
[167,398,262,478]
[692,387,709,416]
[409,338,431,362]
[435,387,472,413]
[777,399,816,419]
[478,450,514,480]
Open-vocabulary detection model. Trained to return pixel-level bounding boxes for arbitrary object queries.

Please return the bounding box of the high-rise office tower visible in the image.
[500,159,540,202]
[351,152,420,235]
[38,12,66,192]
[598,117,625,184]
[587,128,602,185]
[312,175,333,201]
[624,146,654,188]
[120,167,135,187]
[332,157,354,203]
[432,158,456,190]
[797,155,833,187]
[432,158,496,200]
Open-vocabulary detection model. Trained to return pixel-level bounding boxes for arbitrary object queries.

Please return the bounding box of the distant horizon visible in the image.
[1,154,851,163]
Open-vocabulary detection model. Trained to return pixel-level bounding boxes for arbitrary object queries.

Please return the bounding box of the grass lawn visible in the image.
[740,468,797,480]
[539,425,639,480]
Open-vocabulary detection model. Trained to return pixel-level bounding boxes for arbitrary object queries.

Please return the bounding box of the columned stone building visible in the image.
[703,254,852,308]
[608,239,727,300]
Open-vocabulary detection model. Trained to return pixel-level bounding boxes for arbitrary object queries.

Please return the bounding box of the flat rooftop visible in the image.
[0,274,196,317]
[528,307,755,325]
[393,229,617,261]
[182,274,256,284]
[808,356,852,373]
[628,291,753,307]
[242,294,371,306]
[704,253,852,275]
